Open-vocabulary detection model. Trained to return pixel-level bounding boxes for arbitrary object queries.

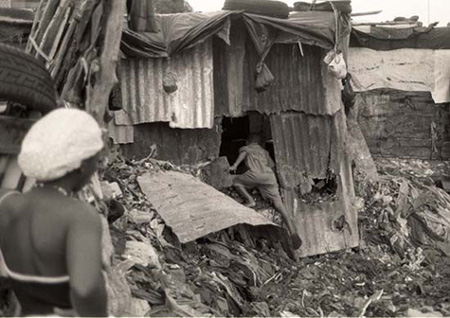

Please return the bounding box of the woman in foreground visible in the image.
[0,108,108,316]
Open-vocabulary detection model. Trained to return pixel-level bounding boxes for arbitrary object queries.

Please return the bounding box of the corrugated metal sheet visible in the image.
[271,109,359,257]
[122,121,222,165]
[270,112,338,187]
[244,43,332,115]
[214,22,341,117]
[108,121,134,144]
[137,171,288,243]
[117,39,214,129]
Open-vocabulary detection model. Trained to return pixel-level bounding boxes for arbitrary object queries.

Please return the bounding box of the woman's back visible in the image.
[0,188,104,316]
[1,189,70,275]
[0,108,108,316]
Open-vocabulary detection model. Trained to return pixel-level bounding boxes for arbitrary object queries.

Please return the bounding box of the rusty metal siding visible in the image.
[271,109,358,257]
[244,43,330,115]
[117,39,214,129]
[270,113,335,187]
[214,22,340,117]
[108,121,134,144]
[121,121,222,165]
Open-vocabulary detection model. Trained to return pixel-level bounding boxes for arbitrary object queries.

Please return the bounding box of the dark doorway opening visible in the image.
[220,116,249,173]
[219,112,274,172]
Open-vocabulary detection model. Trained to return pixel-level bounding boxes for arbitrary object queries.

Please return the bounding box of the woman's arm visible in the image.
[66,204,108,317]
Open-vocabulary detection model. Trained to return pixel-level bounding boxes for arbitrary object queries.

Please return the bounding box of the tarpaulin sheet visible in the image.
[121,11,234,58]
[241,11,349,91]
[121,10,348,58]
[351,26,450,51]
[434,50,450,103]
[244,12,336,49]
[348,48,450,103]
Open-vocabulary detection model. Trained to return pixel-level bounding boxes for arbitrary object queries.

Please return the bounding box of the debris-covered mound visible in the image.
[103,156,296,316]
[3,155,450,317]
[359,158,450,262]
[100,155,450,317]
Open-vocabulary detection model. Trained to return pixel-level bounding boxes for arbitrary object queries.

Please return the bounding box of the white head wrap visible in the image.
[18,108,104,181]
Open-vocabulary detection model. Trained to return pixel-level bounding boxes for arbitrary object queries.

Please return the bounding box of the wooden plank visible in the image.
[0,116,36,155]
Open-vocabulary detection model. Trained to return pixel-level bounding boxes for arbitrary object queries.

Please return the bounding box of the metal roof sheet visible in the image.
[214,26,342,117]
[137,171,288,244]
[116,39,214,129]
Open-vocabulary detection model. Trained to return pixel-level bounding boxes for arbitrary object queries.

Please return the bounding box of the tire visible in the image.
[223,0,289,19]
[293,2,312,11]
[0,44,57,113]
[293,1,352,14]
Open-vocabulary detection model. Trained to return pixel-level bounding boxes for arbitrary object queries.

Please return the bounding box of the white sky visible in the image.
[188,0,450,26]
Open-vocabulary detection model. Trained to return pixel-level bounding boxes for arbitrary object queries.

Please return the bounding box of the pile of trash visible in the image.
[102,156,296,317]
[100,155,450,317]
[374,158,450,182]
[3,154,450,317]
[359,158,450,262]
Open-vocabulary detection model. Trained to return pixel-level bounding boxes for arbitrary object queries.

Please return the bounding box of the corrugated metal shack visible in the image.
[113,11,358,257]
[349,26,450,160]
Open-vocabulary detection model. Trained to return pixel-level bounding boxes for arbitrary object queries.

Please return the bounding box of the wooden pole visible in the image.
[86,0,126,125]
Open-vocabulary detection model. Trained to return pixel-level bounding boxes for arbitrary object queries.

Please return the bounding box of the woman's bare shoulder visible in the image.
[62,198,99,220]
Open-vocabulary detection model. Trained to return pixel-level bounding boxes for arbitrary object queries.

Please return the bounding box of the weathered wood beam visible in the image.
[86,0,126,124]
[38,0,73,61]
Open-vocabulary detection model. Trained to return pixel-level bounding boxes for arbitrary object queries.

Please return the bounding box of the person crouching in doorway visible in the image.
[229,133,302,250]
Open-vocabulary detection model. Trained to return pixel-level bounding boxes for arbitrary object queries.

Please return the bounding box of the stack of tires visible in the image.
[223,0,290,19]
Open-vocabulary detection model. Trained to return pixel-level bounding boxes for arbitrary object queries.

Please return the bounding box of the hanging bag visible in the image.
[323,1,348,80]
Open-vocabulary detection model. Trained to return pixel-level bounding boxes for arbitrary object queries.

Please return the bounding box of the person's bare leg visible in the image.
[234,184,256,207]
[273,198,302,249]
[272,198,295,233]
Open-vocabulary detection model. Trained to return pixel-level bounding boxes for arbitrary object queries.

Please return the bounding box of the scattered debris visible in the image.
[96,155,450,317]
[298,174,339,204]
